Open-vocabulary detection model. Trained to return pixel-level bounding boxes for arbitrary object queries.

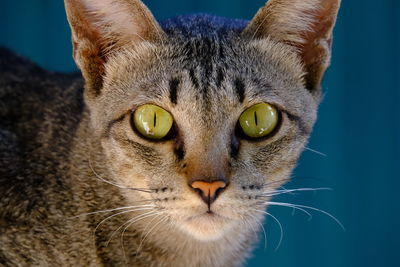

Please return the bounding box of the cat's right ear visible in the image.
[64,0,165,98]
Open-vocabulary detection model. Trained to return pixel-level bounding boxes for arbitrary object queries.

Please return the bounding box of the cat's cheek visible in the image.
[100,138,149,190]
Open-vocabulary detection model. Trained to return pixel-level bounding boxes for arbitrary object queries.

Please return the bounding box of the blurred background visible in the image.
[1,0,399,266]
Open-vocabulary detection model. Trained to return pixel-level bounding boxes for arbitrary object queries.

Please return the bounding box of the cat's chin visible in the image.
[178,212,235,241]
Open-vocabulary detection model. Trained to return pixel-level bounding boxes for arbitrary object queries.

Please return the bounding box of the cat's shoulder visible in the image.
[0,48,84,222]
[0,47,84,143]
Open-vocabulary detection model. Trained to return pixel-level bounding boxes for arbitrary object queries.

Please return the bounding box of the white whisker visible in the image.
[71,203,155,218]
[136,215,168,256]
[305,147,327,157]
[261,187,332,197]
[262,178,292,188]
[88,157,154,193]
[112,210,159,248]
[246,213,268,250]
[121,211,162,261]
[106,210,158,247]
[251,208,283,251]
[267,201,345,230]
[93,207,155,238]
[139,212,162,241]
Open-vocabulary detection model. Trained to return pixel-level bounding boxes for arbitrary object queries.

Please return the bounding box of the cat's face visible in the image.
[88,36,316,240]
[65,0,340,241]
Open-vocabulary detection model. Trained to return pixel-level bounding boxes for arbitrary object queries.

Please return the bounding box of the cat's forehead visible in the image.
[100,23,314,125]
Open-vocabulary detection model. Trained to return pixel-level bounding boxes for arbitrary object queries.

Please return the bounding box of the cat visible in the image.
[0,0,341,266]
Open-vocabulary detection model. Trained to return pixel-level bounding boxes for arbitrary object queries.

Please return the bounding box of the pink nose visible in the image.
[190,180,227,206]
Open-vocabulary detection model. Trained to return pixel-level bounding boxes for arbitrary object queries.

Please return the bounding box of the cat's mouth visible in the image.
[187,210,225,221]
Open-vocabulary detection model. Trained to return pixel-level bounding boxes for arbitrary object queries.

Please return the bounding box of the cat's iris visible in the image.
[239,103,278,139]
[133,104,173,140]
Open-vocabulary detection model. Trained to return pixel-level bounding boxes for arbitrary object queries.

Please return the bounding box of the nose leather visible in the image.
[190,180,227,208]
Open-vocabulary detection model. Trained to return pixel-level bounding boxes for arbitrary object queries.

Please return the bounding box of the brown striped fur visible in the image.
[0,0,341,266]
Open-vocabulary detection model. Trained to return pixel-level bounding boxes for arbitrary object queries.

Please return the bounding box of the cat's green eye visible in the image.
[239,103,279,139]
[133,104,173,140]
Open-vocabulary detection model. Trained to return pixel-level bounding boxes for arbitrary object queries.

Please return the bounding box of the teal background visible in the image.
[1,1,399,266]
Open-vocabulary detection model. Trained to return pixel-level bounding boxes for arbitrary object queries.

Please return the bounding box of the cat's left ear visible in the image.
[64,0,165,98]
[243,0,341,94]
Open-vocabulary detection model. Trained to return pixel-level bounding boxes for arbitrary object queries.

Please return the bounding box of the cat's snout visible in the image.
[189,180,227,208]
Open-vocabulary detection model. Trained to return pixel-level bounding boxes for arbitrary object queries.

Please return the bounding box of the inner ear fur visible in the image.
[64,0,165,98]
[243,0,341,94]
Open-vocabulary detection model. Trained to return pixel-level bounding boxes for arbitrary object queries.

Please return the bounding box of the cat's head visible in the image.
[65,0,340,241]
